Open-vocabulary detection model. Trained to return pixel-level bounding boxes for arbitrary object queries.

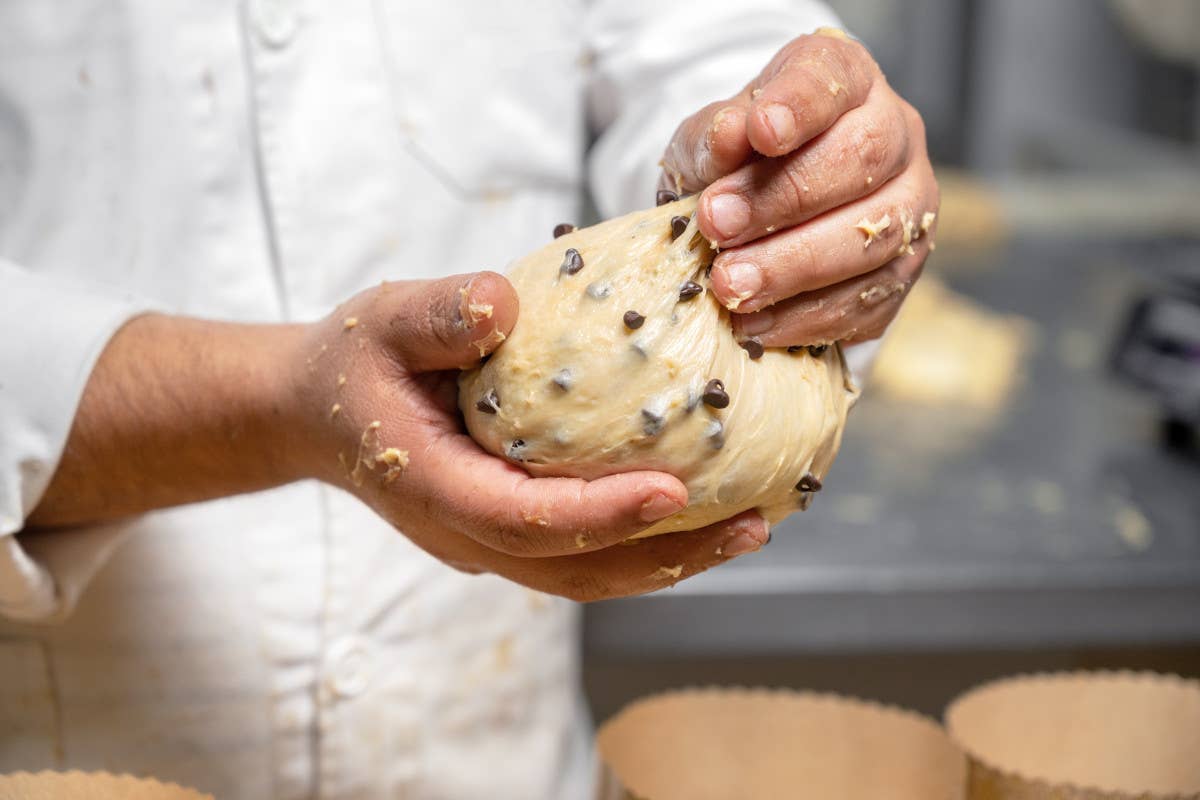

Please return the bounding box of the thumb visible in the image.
[382,271,519,373]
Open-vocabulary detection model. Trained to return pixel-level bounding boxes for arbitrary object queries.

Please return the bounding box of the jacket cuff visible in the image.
[0,260,153,621]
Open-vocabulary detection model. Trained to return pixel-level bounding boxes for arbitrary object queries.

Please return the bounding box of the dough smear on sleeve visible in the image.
[459,196,859,537]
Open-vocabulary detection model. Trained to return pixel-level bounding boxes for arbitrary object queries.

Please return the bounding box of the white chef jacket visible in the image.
[0,1,840,798]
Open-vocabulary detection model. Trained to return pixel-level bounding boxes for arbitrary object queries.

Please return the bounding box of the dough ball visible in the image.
[458,197,858,537]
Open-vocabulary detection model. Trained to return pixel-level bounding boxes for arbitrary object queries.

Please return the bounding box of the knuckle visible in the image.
[891,103,914,163]
[905,101,928,141]
[429,297,461,349]
[848,118,891,177]
[842,37,874,66]
[829,45,858,86]
[775,158,816,215]
[489,523,531,556]
[906,117,929,165]
[926,167,941,210]
[491,511,545,556]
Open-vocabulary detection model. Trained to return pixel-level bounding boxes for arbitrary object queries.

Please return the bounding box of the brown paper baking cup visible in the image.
[595,687,966,800]
[0,771,213,800]
[946,671,1200,800]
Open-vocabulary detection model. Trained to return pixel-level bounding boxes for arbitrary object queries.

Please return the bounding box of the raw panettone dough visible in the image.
[458,197,858,537]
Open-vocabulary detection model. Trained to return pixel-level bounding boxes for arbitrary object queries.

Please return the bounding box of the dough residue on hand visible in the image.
[856,214,891,247]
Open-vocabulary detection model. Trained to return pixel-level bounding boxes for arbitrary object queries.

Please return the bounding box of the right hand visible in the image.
[287,272,769,602]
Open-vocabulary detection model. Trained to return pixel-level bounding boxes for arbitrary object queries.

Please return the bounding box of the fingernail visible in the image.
[737,308,775,336]
[708,194,751,240]
[722,527,767,557]
[762,103,797,149]
[714,261,762,309]
[640,492,685,523]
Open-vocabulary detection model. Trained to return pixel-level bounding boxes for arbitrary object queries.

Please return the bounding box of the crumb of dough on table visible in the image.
[1114,503,1153,552]
[870,276,1035,413]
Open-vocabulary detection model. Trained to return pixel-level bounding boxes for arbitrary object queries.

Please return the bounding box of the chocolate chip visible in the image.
[553,223,576,239]
[559,248,584,276]
[656,189,679,206]
[787,345,804,353]
[795,473,823,493]
[642,408,666,436]
[586,282,612,300]
[475,389,500,414]
[808,344,829,357]
[670,215,690,240]
[678,281,703,300]
[701,379,730,409]
[740,337,764,360]
[552,369,572,391]
[705,419,725,449]
[506,439,527,461]
[623,310,645,329]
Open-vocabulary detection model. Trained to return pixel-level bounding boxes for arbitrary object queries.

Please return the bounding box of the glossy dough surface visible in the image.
[459,197,858,537]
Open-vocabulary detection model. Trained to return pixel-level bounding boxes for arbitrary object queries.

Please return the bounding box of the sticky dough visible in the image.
[458,197,859,537]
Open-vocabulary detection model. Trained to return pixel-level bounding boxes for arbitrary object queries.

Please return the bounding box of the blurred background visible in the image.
[584,0,1200,722]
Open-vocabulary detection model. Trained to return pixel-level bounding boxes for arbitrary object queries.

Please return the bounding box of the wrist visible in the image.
[267,321,331,484]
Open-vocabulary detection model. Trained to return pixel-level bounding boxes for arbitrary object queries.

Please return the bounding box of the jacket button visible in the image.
[323,636,374,699]
[251,0,300,48]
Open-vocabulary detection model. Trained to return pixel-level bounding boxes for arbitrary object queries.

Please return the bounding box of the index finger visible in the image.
[746,30,878,157]
[660,97,756,193]
[411,431,691,557]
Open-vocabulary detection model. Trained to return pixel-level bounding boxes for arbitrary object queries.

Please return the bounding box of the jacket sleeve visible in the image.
[0,259,152,622]
[583,0,842,217]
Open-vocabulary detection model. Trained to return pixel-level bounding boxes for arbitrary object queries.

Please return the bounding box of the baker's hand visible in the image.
[661,28,938,345]
[292,273,768,602]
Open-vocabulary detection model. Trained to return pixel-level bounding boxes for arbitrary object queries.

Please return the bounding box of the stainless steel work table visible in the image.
[584,237,1200,656]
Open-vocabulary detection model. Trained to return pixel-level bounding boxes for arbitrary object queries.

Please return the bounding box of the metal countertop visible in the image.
[585,237,1200,655]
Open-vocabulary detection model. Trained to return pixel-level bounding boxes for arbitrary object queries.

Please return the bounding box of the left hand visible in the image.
[660,28,939,346]
[290,273,769,602]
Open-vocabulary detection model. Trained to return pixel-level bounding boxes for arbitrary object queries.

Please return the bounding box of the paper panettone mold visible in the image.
[595,686,966,800]
[0,771,213,800]
[945,671,1200,800]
